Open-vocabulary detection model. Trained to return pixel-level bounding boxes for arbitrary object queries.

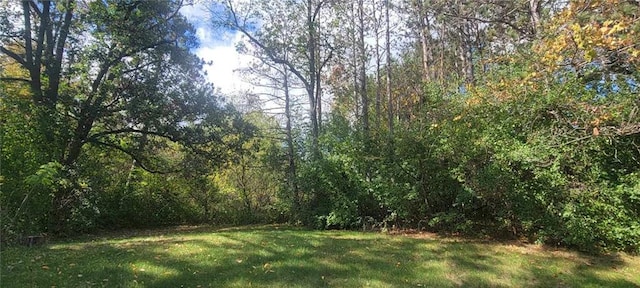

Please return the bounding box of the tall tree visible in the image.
[385,0,394,138]
[0,0,245,233]
[357,0,370,138]
[372,0,383,130]
[215,0,335,157]
[236,55,303,218]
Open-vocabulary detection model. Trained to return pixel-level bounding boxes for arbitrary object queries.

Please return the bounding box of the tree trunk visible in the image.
[529,0,541,36]
[307,0,320,157]
[358,0,369,138]
[415,0,432,82]
[283,64,300,217]
[373,0,382,131]
[385,0,394,139]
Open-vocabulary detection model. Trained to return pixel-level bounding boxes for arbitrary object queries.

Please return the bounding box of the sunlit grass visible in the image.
[1,225,639,287]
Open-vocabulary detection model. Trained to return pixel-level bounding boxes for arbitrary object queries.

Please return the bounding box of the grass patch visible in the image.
[1,225,639,287]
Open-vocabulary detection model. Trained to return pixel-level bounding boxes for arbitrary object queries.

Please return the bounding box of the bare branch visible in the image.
[443,12,532,38]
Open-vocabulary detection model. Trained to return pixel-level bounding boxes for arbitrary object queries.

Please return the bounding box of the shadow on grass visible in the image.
[1,226,638,287]
[433,240,635,288]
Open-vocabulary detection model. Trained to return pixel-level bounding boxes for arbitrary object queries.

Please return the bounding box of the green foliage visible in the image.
[297,43,640,252]
[1,95,51,241]
[1,0,252,237]
[24,162,65,190]
[207,112,286,226]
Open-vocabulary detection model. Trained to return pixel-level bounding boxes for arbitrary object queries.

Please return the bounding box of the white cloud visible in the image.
[195,32,254,95]
[179,4,209,24]
[181,2,290,114]
[181,3,255,96]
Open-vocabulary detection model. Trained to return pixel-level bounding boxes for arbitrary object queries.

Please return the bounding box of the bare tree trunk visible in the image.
[315,12,323,132]
[385,0,393,138]
[239,158,253,221]
[351,2,360,122]
[373,0,382,130]
[307,0,319,151]
[414,0,432,82]
[457,20,474,86]
[529,0,541,36]
[358,0,369,138]
[439,23,446,85]
[283,64,299,215]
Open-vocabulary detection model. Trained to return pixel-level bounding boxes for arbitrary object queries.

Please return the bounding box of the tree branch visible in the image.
[87,128,180,143]
[225,0,311,90]
[0,77,31,83]
[43,0,74,105]
[27,0,41,17]
[87,139,181,174]
[0,46,27,66]
[443,13,531,38]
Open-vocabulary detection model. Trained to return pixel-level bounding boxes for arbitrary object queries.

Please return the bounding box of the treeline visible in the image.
[219,0,640,253]
[2,0,639,253]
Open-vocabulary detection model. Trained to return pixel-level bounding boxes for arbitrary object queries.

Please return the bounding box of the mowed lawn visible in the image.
[1,226,639,287]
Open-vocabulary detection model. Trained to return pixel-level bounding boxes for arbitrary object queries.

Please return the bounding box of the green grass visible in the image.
[1,225,639,287]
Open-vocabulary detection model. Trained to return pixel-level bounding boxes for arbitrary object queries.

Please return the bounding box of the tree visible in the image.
[236,57,303,219]
[213,0,335,157]
[0,0,245,233]
[357,0,370,138]
[385,0,394,138]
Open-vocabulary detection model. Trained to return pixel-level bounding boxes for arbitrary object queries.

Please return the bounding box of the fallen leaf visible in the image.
[41,265,50,270]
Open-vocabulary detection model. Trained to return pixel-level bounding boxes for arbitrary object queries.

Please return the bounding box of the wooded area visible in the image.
[1,0,639,253]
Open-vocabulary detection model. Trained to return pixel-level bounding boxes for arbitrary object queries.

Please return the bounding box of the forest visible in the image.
[1,0,639,254]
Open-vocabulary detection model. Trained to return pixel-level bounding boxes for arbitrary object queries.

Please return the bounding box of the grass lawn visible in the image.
[1,225,639,287]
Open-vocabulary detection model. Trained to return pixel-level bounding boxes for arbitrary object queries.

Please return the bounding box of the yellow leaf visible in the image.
[609,23,625,35]
[585,49,597,62]
[571,23,582,33]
